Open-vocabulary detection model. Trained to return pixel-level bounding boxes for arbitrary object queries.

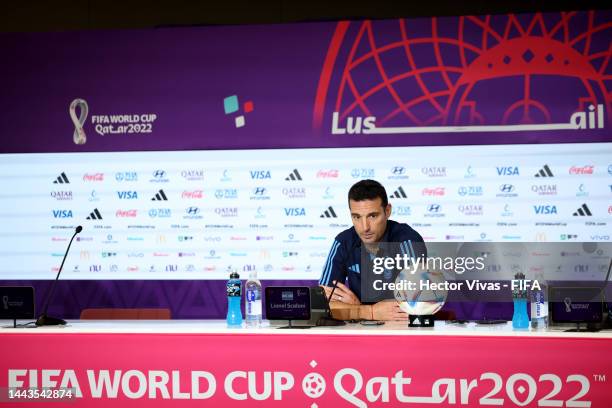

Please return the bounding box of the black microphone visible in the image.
[36,225,82,326]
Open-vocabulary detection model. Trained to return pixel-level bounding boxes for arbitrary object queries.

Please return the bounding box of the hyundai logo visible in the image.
[427,204,441,212]
[186,207,200,215]
[391,166,405,175]
[153,170,166,178]
[500,184,515,193]
[253,187,266,195]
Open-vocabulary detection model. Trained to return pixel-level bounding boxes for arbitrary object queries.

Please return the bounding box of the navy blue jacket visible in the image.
[318,220,425,302]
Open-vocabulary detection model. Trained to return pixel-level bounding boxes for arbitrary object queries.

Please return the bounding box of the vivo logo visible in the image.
[496,166,519,176]
[250,170,271,179]
[284,208,306,216]
[117,191,138,199]
[534,205,558,215]
[52,210,73,218]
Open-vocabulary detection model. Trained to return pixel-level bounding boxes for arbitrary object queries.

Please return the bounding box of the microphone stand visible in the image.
[316,280,346,326]
[36,226,82,326]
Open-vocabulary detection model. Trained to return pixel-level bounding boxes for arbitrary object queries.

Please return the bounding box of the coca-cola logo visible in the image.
[83,173,104,181]
[569,165,594,175]
[422,187,445,196]
[115,209,137,217]
[182,190,204,199]
[316,170,339,178]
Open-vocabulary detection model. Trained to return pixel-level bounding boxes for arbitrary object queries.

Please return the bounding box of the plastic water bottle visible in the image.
[512,272,529,329]
[245,271,262,328]
[226,271,242,327]
[530,273,548,329]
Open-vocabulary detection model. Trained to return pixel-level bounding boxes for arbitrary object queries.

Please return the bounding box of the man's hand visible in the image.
[372,300,409,321]
[322,281,361,305]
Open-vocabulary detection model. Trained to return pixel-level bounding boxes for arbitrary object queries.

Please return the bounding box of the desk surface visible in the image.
[2,319,612,338]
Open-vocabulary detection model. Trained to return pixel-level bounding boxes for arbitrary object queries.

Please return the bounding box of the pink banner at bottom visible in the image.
[0,333,610,407]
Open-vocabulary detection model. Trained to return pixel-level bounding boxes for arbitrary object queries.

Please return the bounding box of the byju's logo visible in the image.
[285,169,302,181]
[69,98,88,145]
[250,170,271,179]
[52,210,73,218]
[284,208,306,216]
[53,172,70,184]
[496,166,519,176]
[150,170,169,183]
[223,95,254,128]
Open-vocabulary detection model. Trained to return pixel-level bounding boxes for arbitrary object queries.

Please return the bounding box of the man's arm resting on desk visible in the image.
[330,300,409,321]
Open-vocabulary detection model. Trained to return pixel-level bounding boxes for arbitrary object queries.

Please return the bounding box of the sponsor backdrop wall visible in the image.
[1,10,611,318]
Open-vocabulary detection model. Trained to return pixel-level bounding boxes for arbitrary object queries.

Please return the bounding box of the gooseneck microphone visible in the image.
[36,225,82,326]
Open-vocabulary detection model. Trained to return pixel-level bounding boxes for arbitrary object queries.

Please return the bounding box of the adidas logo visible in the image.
[285,169,302,181]
[573,203,592,217]
[389,186,407,199]
[151,189,168,201]
[535,165,554,178]
[86,208,103,220]
[320,206,337,218]
[53,172,70,184]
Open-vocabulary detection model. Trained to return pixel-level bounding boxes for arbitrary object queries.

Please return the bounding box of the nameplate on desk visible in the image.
[265,286,311,321]
[0,286,35,320]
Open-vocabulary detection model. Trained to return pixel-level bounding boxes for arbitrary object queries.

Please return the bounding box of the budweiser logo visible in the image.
[182,190,204,199]
[115,209,137,217]
[569,165,594,175]
[83,173,104,181]
[316,170,339,178]
[422,187,445,196]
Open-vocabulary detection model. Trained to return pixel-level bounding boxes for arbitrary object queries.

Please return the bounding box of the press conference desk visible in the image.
[1,320,611,407]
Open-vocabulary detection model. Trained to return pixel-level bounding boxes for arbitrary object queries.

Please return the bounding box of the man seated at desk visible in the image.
[319,179,426,321]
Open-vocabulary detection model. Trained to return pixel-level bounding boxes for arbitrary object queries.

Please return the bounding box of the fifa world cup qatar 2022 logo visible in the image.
[69,98,88,145]
[313,11,612,135]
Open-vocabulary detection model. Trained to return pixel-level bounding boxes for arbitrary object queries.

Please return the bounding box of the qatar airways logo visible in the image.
[569,165,594,175]
[116,209,137,218]
[422,187,445,196]
[83,173,104,182]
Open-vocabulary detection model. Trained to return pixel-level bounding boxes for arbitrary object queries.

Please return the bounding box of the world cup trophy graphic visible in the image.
[313,11,612,133]
[69,98,88,145]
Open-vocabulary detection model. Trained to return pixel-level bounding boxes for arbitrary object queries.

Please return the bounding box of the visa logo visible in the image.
[117,191,138,199]
[496,166,519,176]
[250,170,271,179]
[533,205,557,215]
[284,208,306,216]
[53,210,73,218]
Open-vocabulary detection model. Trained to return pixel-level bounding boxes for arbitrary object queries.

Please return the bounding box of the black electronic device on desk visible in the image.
[0,286,35,328]
[550,258,612,332]
[265,286,312,329]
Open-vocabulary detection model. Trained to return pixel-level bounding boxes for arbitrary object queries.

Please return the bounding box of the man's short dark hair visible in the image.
[348,179,388,208]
